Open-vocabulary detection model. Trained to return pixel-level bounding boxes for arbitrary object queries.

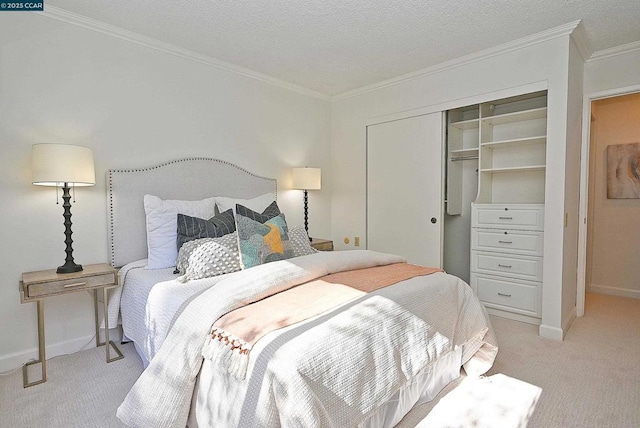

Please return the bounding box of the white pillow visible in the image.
[215,192,276,215]
[143,195,217,269]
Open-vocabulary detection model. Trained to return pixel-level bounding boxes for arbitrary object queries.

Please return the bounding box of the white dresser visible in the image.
[470,203,544,324]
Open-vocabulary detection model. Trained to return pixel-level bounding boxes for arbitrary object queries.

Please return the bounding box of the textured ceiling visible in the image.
[47,0,640,96]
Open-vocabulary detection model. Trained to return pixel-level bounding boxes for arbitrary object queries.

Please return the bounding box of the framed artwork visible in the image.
[607,142,640,199]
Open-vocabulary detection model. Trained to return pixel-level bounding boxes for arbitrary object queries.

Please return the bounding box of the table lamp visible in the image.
[292,167,321,240]
[32,144,95,273]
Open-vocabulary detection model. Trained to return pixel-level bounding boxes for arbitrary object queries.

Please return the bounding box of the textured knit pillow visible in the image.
[289,225,318,257]
[235,201,280,223]
[176,209,236,250]
[236,213,294,269]
[176,232,241,281]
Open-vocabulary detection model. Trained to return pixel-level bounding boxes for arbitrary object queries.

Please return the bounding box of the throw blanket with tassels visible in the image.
[205,263,443,379]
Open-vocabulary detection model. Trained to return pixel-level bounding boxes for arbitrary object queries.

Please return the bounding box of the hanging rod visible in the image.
[450,156,479,162]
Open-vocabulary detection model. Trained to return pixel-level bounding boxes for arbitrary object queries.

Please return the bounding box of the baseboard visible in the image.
[0,329,122,372]
[590,284,640,299]
[562,306,577,337]
[538,324,564,341]
[484,307,541,325]
[538,305,576,341]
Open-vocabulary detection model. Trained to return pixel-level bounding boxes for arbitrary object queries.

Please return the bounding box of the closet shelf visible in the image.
[481,107,547,126]
[450,118,479,130]
[451,148,479,155]
[481,135,547,149]
[480,165,546,173]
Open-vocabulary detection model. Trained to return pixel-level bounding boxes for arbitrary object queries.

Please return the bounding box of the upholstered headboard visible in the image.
[107,158,277,267]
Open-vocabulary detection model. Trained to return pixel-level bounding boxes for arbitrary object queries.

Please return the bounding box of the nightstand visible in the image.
[311,238,334,251]
[19,263,124,388]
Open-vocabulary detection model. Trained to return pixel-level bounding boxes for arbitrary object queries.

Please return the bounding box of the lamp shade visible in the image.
[32,144,95,186]
[292,167,321,190]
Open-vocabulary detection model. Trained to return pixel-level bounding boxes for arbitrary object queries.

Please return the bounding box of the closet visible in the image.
[366,90,547,325]
[445,91,547,325]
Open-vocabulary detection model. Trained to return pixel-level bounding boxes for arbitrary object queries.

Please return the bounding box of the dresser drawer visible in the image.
[472,229,544,256]
[472,204,544,231]
[471,251,543,282]
[472,274,539,314]
[25,272,116,299]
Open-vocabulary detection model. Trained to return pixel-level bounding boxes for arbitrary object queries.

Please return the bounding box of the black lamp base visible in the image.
[56,183,83,274]
[57,262,83,274]
[303,189,312,242]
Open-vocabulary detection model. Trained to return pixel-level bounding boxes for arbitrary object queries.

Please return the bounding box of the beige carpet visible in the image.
[0,342,140,428]
[398,293,640,427]
[1,293,638,427]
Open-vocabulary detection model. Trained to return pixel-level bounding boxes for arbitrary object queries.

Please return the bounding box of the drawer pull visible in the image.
[498,216,513,220]
[497,264,512,268]
[64,282,87,288]
[498,240,513,244]
[497,292,512,297]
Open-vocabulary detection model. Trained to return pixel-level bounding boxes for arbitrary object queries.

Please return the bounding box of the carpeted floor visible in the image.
[0,342,140,428]
[398,293,640,427]
[1,293,638,427]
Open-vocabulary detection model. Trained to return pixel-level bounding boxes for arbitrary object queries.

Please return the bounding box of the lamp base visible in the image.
[57,261,83,274]
[57,183,83,274]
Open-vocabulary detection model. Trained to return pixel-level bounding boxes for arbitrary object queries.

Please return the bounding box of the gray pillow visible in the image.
[289,225,318,257]
[235,201,281,222]
[177,209,236,250]
[176,232,241,281]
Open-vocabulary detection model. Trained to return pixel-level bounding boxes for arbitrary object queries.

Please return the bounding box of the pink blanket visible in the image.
[207,263,442,376]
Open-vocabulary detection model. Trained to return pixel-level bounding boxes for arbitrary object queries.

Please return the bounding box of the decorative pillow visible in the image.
[144,195,217,269]
[215,192,276,216]
[236,213,294,269]
[176,209,236,250]
[176,232,241,281]
[235,201,280,223]
[289,225,318,257]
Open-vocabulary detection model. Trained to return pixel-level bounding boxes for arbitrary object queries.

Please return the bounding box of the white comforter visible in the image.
[108,260,229,366]
[117,250,497,428]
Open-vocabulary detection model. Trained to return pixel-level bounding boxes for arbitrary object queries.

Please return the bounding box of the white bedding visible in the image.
[108,260,231,366]
[117,250,497,428]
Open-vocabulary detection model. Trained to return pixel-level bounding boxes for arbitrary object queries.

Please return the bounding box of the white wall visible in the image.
[584,47,640,95]
[0,13,331,371]
[331,33,579,339]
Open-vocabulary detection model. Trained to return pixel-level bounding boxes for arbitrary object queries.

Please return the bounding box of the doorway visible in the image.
[578,90,640,315]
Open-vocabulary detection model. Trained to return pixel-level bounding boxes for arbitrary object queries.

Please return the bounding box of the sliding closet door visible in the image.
[367,112,444,267]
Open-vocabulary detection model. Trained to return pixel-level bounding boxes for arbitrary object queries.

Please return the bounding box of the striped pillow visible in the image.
[176,208,236,250]
[235,201,281,222]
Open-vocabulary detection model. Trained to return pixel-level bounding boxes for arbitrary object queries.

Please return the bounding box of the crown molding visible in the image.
[588,40,640,62]
[569,20,592,62]
[38,6,331,101]
[333,21,582,101]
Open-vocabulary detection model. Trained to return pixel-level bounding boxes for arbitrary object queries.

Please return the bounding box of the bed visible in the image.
[107,158,498,428]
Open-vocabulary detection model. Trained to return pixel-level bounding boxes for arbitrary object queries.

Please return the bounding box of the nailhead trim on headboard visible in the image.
[107,157,277,267]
